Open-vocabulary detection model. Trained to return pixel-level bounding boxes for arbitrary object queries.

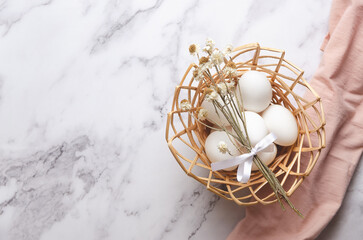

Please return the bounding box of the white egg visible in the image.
[262,104,298,146]
[251,143,277,171]
[201,96,230,127]
[236,70,272,112]
[238,111,269,146]
[204,131,241,171]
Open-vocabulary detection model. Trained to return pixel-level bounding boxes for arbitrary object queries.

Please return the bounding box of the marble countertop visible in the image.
[0,0,362,239]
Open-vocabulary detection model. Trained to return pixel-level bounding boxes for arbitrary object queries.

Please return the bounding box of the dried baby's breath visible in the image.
[199,56,209,65]
[197,108,208,121]
[217,83,228,96]
[224,67,237,77]
[211,49,224,65]
[226,81,235,91]
[203,38,215,54]
[206,38,215,48]
[205,89,218,101]
[189,44,200,56]
[192,69,203,82]
[226,61,236,69]
[223,44,233,55]
[180,99,191,111]
[223,61,237,77]
[217,141,229,154]
[193,69,199,78]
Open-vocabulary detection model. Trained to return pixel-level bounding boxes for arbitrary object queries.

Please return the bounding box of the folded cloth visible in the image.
[227,0,363,239]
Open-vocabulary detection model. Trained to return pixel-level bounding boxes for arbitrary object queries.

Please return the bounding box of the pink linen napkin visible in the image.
[227,0,363,239]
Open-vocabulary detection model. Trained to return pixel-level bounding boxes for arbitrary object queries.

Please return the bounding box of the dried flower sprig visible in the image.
[180,99,192,111]
[197,107,208,121]
[189,44,200,56]
[217,141,229,154]
[186,38,303,217]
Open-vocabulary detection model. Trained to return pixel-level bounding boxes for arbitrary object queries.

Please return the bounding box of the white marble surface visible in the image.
[0,0,362,239]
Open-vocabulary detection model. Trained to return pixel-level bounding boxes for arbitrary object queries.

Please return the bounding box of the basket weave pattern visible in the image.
[166,43,326,205]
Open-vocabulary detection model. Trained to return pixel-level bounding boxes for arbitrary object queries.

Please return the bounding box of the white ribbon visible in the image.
[211,133,277,183]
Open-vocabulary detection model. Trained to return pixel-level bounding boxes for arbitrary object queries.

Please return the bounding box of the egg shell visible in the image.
[204,131,241,171]
[236,70,272,112]
[262,104,298,146]
[238,111,269,146]
[251,143,277,171]
[201,96,230,127]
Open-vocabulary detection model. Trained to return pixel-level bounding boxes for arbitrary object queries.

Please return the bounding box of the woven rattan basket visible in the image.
[165,43,326,205]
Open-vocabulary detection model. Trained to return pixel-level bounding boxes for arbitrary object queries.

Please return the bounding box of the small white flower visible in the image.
[197,108,208,120]
[223,67,237,77]
[193,69,204,82]
[217,141,229,154]
[206,38,215,48]
[203,38,215,54]
[211,49,224,65]
[180,99,192,111]
[205,89,218,102]
[217,83,228,96]
[202,45,213,54]
[194,73,203,82]
[226,81,235,91]
[223,44,233,56]
[198,56,212,70]
[200,61,212,70]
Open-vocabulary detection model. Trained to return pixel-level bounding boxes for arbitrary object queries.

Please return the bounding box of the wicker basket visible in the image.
[165,43,326,205]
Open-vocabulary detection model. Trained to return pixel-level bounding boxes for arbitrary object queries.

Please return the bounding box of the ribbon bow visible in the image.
[211,133,277,183]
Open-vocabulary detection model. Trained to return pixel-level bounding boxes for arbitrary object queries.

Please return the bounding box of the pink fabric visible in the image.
[227,0,363,239]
